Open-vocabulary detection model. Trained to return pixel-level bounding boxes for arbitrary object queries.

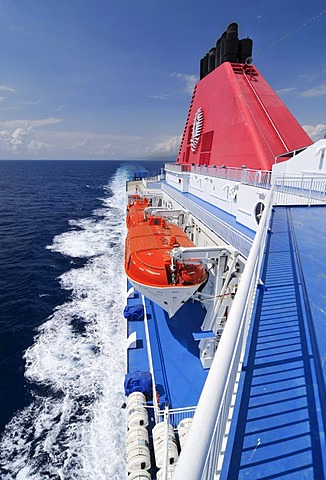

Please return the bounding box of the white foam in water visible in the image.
[0,167,129,479]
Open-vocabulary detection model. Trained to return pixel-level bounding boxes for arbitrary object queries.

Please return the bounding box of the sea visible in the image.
[0,159,164,480]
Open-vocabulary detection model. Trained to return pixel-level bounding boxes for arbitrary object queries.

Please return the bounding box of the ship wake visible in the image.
[0,167,128,480]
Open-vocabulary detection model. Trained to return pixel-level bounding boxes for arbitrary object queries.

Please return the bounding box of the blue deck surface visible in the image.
[127,291,208,411]
[222,205,326,479]
[127,290,149,373]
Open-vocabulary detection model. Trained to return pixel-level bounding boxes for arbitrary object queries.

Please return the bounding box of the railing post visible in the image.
[309,177,314,205]
[241,165,246,183]
[162,405,170,480]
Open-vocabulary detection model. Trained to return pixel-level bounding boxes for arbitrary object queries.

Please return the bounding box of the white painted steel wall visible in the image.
[165,170,269,232]
[272,139,326,176]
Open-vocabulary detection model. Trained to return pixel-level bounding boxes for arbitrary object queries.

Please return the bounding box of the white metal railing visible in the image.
[274,175,326,205]
[165,162,272,189]
[141,295,159,422]
[162,182,253,259]
[164,163,326,206]
[157,405,197,428]
[142,177,164,189]
[172,186,275,480]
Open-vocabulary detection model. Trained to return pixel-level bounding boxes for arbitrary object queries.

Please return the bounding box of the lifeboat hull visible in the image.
[128,279,202,319]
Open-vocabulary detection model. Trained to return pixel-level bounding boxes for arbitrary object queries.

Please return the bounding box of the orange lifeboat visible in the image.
[125,213,207,317]
[127,195,150,228]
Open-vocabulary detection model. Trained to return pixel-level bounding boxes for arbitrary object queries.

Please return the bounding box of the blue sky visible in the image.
[0,0,325,160]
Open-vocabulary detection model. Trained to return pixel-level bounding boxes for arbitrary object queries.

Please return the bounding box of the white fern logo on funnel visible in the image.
[190,108,203,153]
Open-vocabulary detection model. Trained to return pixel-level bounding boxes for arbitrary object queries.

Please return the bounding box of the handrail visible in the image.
[242,69,289,152]
[165,163,272,188]
[157,405,196,428]
[274,175,326,205]
[141,295,159,423]
[164,163,326,205]
[165,163,326,193]
[172,186,275,479]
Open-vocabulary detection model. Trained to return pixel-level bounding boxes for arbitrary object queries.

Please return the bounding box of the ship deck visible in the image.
[222,205,326,479]
[126,289,208,411]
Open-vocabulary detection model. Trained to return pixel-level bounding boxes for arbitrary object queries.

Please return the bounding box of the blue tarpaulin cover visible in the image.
[124,371,153,398]
[123,304,144,321]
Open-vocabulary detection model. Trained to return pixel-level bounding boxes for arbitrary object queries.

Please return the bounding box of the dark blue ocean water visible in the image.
[0,159,164,479]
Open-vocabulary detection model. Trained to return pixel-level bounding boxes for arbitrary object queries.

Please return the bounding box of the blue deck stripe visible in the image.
[127,290,149,373]
[145,298,172,408]
[222,206,326,480]
[149,300,208,410]
[127,292,208,411]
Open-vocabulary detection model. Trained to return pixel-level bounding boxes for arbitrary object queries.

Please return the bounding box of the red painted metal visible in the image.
[177,63,312,170]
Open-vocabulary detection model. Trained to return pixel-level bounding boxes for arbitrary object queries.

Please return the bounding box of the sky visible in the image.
[0,0,325,160]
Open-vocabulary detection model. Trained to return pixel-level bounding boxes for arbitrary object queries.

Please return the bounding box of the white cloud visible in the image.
[12,127,28,143]
[276,87,296,96]
[0,117,62,129]
[14,100,42,106]
[302,124,326,142]
[27,140,51,152]
[97,143,111,155]
[150,135,181,156]
[44,131,182,159]
[56,104,70,112]
[299,84,326,98]
[32,130,152,159]
[0,85,16,93]
[147,94,170,101]
[171,73,197,95]
[0,117,62,157]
